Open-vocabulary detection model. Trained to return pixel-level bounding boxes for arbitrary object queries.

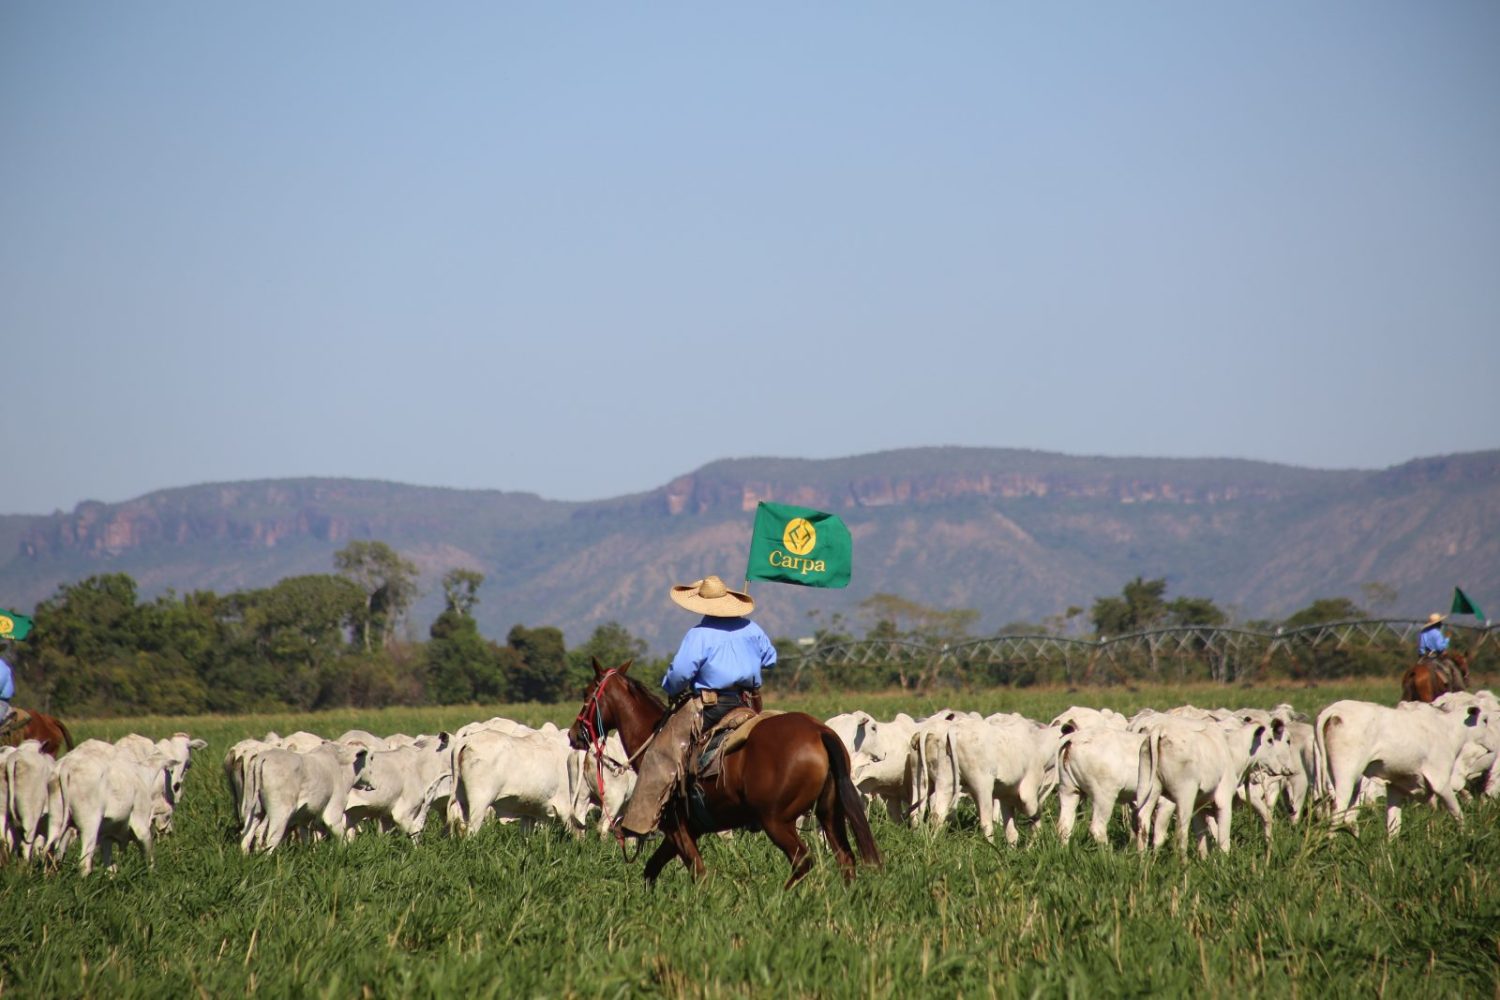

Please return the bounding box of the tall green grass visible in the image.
[2,681,1496,997]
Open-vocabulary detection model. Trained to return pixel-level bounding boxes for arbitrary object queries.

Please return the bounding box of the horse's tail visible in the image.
[821,731,881,867]
[1399,665,1419,702]
[54,717,76,753]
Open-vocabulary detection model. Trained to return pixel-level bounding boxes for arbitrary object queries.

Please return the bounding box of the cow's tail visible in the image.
[822,731,881,866]
[1057,734,1076,792]
[46,764,73,855]
[448,738,470,832]
[1135,729,1161,825]
[1313,711,1340,811]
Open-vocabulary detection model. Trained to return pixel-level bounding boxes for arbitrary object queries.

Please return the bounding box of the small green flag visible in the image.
[745,501,852,589]
[1452,587,1485,622]
[0,608,33,641]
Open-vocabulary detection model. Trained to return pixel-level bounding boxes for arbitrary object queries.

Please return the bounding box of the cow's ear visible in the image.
[190,738,208,751]
[618,659,634,675]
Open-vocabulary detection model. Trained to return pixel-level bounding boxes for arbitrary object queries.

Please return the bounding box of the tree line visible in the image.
[1,543,1436,717]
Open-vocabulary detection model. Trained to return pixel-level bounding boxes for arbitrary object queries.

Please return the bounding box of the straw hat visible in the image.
[670,575,755,618]
[1425,612,1448,627]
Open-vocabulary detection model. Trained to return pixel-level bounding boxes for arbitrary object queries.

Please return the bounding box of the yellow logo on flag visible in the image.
[782,517,817,556]
[0,615,13,637]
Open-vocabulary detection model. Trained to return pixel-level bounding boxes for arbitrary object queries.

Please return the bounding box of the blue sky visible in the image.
[3,2,1497,515]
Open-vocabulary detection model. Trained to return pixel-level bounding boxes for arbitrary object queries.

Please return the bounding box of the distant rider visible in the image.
[1418,613,1450,659]
[614,574,776,839]
[0,652,13,726]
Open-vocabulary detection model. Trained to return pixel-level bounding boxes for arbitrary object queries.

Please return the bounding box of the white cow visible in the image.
[1056,727,1147,846]
[1135,715,1273,854]
[1316,698,1490,837]
[940,715,1062,843]
[1051,706,1130,735]
[240,743,370,853]
[345,734,453,839]
[47,742,176,875]
[449,728,587,835]
[4,741,55,860]
[114,732,207,833]
[1434,691,1500,797]
[574,733,635,837]
[847,713,920,820]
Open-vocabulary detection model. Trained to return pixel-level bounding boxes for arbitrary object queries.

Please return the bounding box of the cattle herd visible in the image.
[1,690,1496,876]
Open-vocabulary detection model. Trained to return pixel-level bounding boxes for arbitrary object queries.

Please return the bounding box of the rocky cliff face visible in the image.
[3,450,1495,650]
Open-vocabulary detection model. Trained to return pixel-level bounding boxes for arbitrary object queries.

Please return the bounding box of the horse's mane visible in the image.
[618,672,667,713]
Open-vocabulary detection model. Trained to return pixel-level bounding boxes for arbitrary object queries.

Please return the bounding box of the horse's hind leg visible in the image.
[815,778,856,881]
[762,818,815,889]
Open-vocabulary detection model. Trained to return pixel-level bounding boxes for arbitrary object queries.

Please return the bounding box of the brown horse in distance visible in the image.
[1400,651,1471,703]
[568,661,881,889]
[1,709,75,756]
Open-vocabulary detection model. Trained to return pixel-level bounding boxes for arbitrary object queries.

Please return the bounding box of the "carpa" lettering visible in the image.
[768,550,827,575]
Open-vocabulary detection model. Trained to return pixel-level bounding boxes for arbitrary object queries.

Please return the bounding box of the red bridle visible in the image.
[572,668,620,806]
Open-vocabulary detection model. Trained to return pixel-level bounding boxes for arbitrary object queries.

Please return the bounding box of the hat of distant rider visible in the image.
[1426,612,1448,627]
[670,575,755,617]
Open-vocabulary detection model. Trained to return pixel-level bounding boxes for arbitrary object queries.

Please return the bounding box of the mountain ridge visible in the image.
[3,447,1495,651]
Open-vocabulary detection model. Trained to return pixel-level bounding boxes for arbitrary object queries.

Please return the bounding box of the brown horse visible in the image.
[2,709,76,756]
[568,661,881,889]
[1400,651,1471,703]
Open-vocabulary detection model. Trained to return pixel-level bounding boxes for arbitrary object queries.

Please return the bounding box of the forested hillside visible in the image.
[2,447,1496,650]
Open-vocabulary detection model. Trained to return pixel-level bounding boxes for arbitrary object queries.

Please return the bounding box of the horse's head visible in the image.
[568,658,634,751]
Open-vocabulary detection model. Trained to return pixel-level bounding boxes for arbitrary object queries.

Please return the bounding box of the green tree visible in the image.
[566,621,649,696]
[230,574,366,710]
[441,569,485,617]
[1090,576,1169,636]
[506,624,569,703]
[1281,597,1365,630]
[335,540,419,651]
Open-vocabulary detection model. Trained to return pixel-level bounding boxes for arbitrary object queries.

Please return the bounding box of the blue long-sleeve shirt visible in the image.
[1418,626,1449,656]
[661,617,776,698]
[0,657,13,700]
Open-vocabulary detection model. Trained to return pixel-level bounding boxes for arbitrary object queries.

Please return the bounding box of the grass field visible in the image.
[2,680,1497,997]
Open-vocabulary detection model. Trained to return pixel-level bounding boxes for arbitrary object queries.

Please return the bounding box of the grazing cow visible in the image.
[115,732,207,833]
[847,713,921,821]
[939,715,1063,844]
[1056,727,1147,846]
[337,730,391,752]
[449,728,587,835]
[47,743,176,875]
[4,741,55,860]
[1434,691,1500,798]
[574,733,635,837]
[1051,706,1129,735]
[1135,715,1274,855]
[240,743,369,853]
[344,734,453,839]
[1316,698,1490,837]
[224,736,282,824]
[906,712,972,827]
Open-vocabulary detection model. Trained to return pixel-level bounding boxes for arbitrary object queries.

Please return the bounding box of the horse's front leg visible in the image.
[643,839,679,885]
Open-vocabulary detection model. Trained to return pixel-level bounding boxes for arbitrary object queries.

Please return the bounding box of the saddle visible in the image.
[692,708,784,782]
[0,708,32,748]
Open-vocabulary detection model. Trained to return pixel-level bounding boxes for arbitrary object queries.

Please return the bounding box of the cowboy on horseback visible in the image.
[1415,611,1469,693]
[0,652,13,727]
[614,574,776,839]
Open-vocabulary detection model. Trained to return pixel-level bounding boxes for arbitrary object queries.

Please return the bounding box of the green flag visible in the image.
[1452,587,1485,622]
[745,502,852,589]
[0,608,33,641]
